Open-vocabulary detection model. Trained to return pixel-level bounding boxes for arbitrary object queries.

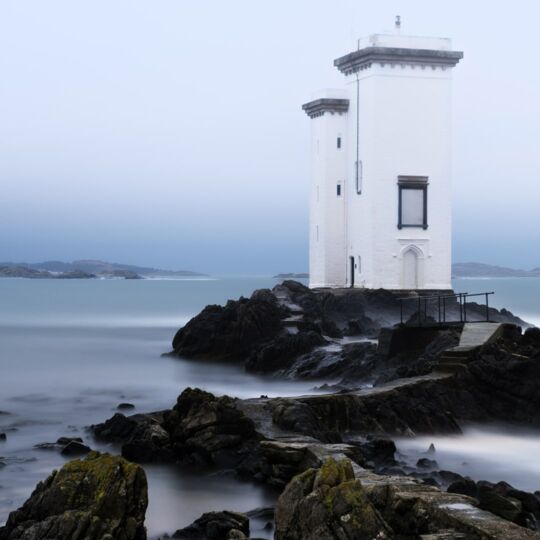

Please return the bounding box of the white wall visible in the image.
[309,108,348,288]
[344,64,452,289]
[308,33,457,290]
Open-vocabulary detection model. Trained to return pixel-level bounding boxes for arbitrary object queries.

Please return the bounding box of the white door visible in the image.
[403,250,418,289]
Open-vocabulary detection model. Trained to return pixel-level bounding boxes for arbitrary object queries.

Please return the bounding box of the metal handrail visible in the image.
[398,291,494,325]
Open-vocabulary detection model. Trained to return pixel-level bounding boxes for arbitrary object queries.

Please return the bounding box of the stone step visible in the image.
[421,532,468,540]
[434,362,468,374]
[437,355,472,365]
[441,348,473,359]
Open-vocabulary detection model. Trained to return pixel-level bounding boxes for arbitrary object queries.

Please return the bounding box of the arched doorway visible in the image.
[403,249,418,289]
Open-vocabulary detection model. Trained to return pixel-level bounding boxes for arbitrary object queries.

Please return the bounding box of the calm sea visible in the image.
[0,276,539,536]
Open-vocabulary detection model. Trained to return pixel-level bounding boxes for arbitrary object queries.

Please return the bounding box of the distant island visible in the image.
[0,259,208,280]
[275,263,540,281]
[452,262,540,278]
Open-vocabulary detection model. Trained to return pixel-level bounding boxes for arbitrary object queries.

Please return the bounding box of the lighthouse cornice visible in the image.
[302,98,350,119]
[334,46,463,75]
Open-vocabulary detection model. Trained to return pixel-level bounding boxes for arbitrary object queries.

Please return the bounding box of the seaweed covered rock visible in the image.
[275,458,391,540]
[0,452,147,540]
[171,289,288,361]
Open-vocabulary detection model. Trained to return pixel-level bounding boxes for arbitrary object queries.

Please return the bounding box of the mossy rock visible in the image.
[275,458,392,540]
[0,451,147,540]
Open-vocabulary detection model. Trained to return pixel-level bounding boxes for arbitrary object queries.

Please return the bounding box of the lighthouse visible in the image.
[303,20,463,290]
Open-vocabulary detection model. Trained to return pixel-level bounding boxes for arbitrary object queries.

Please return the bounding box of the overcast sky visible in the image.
[1,0,539,274]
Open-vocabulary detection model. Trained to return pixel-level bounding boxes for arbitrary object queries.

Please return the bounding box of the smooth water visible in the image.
[396,426,540,493]
[0,276,539,536]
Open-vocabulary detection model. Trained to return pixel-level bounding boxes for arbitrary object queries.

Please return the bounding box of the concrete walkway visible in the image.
[456,322,502,351]
[436,322,502,373]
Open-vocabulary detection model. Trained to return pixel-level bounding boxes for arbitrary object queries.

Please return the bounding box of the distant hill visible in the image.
[0,266,97,279]
[274,264,540,280]
[452,262,540,278]
[0,260,207,278]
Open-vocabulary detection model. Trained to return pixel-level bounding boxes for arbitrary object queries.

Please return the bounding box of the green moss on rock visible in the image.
[0,452,147,540]
[275,458,392,540]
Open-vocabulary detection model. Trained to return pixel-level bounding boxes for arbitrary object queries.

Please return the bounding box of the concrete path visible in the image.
[456,322,502,351]
[435,322,502,373]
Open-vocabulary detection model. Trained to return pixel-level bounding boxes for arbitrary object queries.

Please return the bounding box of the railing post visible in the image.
[459,293,463,322]
[438,296,441,324]
[485,293,489,322]
[400,299,403,324]
[443,297,446,323]
[463,295,467,323]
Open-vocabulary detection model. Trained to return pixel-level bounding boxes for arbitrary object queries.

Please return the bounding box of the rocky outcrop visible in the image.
[92,389,261,469]
[275,458,392,539]
[93,411,173,463]
[0,452,147,540]
[172,289,289,361]
[172,511,249,539]
[170,280,526,379]
[162,388,260,468]
[449,478,540,530]
[276,457,540,539]
[259,327,540,439]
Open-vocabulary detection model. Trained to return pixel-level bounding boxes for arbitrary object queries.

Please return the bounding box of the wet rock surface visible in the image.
[275,458,391,540]
[171,510,249,539]
[169,280,526,380]
[276,457,540,539]
[93,389,261,469]
[448,478,540,530]
[0,452,147,540]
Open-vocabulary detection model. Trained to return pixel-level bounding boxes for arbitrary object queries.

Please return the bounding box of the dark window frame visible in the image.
[336,183,342,196]
[397,176,428,230]
[337,137,342,149]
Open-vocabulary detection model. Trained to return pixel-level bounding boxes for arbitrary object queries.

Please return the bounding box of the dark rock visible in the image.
[34,442,59,451]
[122,422,173,463]
[118,403,136,410]
[437,470,465,486]
[172,290,288,361]
[477,481,523,523]
[416,457,438,469]
[0,452,147,540]
[93,411,173,463]
[172,511,249,540]
[240,441,322,488]
[447,477,478,498]
[56,436,83,445]
[523,327,540,347]
[245,331,325,373]
[60,440,91,456]
[163,388,259,468]
[245,507,274,521]
[0,433,6,442]
[93,412,140,441]
[354,437,397,469]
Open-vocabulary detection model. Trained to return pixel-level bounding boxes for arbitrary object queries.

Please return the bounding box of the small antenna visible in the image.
[395,15,401,30]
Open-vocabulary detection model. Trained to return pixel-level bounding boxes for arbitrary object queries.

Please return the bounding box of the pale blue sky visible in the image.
[1,0,539,273]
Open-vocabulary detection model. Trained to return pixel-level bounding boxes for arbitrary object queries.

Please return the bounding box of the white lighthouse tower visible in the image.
[303,20,463,290]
